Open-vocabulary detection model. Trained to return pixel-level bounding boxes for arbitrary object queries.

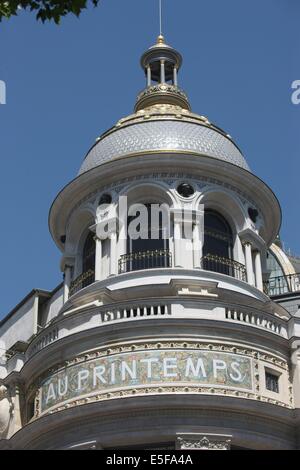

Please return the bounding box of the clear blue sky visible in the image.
[0,0,299,317]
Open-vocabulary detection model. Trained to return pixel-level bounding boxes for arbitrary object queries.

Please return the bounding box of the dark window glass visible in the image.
[99,193,112,205]
[82,232,95,274]
[202,210,234,276]
[177,183,195,198]
[127,203,169,254]
[125,203,170,272]
[203,210,233,258]
[248,207,258,223]
[265,371,279,393]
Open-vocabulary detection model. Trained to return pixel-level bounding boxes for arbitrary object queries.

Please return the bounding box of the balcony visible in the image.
[263,273,300,296]
[69,269,95,296]
[119,249,172,274]
[201,254,247,282]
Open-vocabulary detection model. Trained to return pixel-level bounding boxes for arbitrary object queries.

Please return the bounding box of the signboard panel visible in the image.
[40,349,253,412]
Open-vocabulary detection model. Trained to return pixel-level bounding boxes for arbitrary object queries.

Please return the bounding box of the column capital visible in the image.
[239,228,265,251]
[60,255,75,272]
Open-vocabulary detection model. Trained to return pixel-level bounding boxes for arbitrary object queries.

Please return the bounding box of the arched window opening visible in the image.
[27,398,35,422]
[81,232,95,287]
[203,210,233,259]
[82,232,96,274]
[69,232,95,296]
[119,203,171,273]
[264,250,300,296]
[202,210,246,281]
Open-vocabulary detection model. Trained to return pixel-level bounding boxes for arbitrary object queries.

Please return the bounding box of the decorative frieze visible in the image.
[67,172,261,225]
[26,340,290,420]
[39,348,252,414]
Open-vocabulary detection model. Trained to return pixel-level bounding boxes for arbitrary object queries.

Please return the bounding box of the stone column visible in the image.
[193,222,201,268]
[173,66,178,86]
[32,294,40,334]
[110,230,117,276]
[244,242,254,285]
[254,250,263,291]
[94,236,102,281]
[118,222,127,257]
[147,65,151,87]
[160,60,165,83]
[6,382,24,437]
[63,265,72,303]
[174,220,182,267]
[192,210,204,269]
[13,383,22,433]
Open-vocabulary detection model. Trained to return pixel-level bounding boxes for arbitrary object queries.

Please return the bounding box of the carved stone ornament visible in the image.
[176,434,232,450]
[0,385,13,438]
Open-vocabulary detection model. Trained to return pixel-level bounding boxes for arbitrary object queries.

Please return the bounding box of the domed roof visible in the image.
[78,36,250,175]
[78,104,250,175]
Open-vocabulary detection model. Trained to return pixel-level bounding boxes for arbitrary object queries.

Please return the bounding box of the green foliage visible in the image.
[0,0,100,24]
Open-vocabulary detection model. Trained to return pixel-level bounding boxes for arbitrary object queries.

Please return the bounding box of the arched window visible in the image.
[202,210,235,277]
[69,232,96,296]
[127,203,169,253]
[119,203,171,272]
[82,232,95,286]
[265,250,288,295]
[203,210,233,259]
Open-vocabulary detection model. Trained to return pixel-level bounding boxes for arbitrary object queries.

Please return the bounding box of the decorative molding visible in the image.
[176,433,232,450]
[239,228,265,251]
[67,173,261,227]
[177,287,218,298]
[37,385,260,418]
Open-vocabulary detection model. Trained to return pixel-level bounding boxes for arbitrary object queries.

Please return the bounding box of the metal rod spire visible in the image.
[159,0,163,36]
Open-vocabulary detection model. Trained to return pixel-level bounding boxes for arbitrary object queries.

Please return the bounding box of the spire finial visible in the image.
[157,34,165,45]
[159,0,163,36]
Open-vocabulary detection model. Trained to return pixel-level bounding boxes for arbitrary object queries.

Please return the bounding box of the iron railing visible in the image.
[263,273,300,296]
[201,253,247,282]
[69,269,95,296]
[119,249,172,274]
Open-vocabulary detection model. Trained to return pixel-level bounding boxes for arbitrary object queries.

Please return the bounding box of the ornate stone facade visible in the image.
[0,34,300,450]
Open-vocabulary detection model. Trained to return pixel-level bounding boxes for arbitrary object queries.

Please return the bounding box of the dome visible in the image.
[78,105,250,175]
[78,35,250,175]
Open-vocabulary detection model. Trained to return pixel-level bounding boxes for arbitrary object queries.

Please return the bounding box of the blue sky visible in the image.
[0,0,299,317]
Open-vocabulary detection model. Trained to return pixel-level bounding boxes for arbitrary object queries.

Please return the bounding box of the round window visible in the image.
[248,207,258,223]
[98,193,112,205]
[177,183,195,198]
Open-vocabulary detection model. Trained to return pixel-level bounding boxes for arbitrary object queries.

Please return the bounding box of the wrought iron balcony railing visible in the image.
[201,253,247,282]
[69,269,95,296]
[119,249,172,274]
[263,273,300,296]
